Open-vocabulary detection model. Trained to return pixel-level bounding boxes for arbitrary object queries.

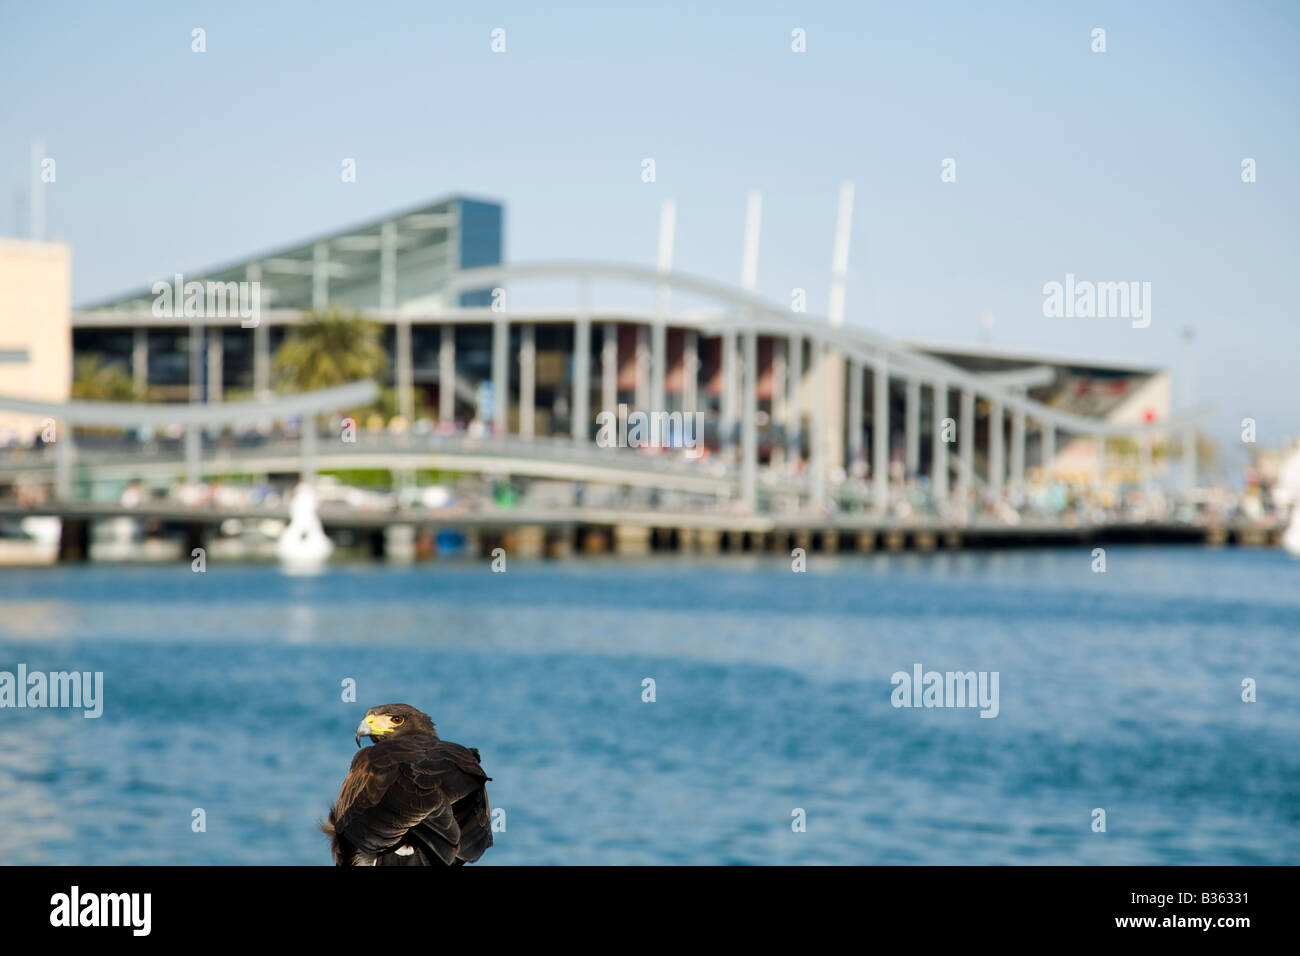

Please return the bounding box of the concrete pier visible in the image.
[614,524,651,556]
[581,528,610,554]
[1,501,1278,565]
[514,525,546,559]
[57,518,90,563]
[384,524,416,562]
[547,528,573,560]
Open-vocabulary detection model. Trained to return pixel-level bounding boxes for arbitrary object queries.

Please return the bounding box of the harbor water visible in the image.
[0,547,1296,864]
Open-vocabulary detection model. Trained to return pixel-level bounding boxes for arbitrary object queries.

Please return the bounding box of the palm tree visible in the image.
[273,308,387,393]
[71,354,138,402]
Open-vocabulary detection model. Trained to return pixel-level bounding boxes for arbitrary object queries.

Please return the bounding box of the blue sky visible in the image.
[2,0,1297,448]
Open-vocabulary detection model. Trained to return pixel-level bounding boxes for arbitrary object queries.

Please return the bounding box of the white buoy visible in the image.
[277,483,333,574]
[1283,510,1300,557]
[1274,444,1300,557]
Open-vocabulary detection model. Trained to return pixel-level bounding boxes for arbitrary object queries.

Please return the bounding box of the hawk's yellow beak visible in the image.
[355,713,399,747]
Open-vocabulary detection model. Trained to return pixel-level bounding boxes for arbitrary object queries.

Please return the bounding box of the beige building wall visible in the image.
[1106,370,1172,427]
[1050,372,1174,483]
[0,239,71,442]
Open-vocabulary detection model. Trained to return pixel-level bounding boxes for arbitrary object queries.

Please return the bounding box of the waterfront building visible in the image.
[1,193,1190,504]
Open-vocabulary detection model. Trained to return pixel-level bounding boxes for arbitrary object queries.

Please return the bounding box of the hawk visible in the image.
[323,703,493,866]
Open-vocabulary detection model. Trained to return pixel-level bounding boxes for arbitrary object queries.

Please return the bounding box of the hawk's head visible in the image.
[355,703,436,747]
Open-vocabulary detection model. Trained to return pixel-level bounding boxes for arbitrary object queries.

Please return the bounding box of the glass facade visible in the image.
[457,199,503,308]
[71,195,505,407]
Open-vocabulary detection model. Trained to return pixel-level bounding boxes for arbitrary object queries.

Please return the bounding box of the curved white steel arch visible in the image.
[68,261,1200,436]
[449,261,1204,439]
[0,441,733,495]
[0,381,381,497]
[0,381,378,427]
[51,260,1198,510]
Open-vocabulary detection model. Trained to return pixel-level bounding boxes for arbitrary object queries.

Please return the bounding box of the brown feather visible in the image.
[325,705,492,866]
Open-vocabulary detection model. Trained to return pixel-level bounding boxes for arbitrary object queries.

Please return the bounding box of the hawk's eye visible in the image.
[391,715,404,725]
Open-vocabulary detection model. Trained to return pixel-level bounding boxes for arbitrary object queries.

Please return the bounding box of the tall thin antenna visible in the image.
[828,180,854,327]
[656,199,676,274]
[651,199,676,417]
[1179,326,1196,410]
[655,199,675,313]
